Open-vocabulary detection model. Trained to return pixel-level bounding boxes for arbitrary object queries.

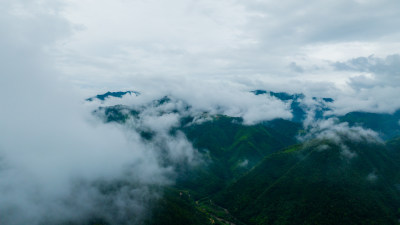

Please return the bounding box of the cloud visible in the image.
[300,116,382,160]
[316,144,330,152]
[301,118,381,144]
[238,159,249,168]
[333,54,400,76]
[300,95,382,159]
[91,79,294,125]
[241,0,400,44]
[45,0,400,119]
[289,62,304,73]
[329,85,400,115]
[366,171,378,182]
[0,2,202,224]
[53,0,400,91]
[327,54,400,114]
[340,144,358,159]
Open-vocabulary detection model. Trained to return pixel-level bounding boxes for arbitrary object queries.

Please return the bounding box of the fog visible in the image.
[0,1,198,224]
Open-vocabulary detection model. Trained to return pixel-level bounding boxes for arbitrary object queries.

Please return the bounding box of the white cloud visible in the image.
[300,117,382,161]
[43,0,400,118]
[366,171,378,182]
[301,118,381,143]
[0,2,202,224]
[238,159,249,167]
[90,79,293,125]
[324,54,400,114]
[51,0,400,91]
[340,144,358,159]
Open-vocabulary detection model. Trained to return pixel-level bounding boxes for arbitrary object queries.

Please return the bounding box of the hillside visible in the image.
[339,111,400,140]
[87,91,400,225]
[216,138,400,225]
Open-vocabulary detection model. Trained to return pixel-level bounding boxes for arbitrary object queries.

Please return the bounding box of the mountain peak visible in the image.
[86,90,140,101]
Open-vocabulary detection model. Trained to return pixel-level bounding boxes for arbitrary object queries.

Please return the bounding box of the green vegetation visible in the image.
[146,188,212,225]
[216,139,400,225]
[176,116,301,198]
[339,110,400,140]
[152,133,400,225]
[94,101,400,224]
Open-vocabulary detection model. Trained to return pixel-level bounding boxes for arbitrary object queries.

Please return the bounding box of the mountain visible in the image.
[387,136,400,175]
[146,188,213,225]
[85,91,400,225]
[339,110,400,140]
[86,91,140,101]
[175,116,302,198]
[215,137,400,225]
[251,90,333,122]
[251,90,305,101]
[252,90,400,140]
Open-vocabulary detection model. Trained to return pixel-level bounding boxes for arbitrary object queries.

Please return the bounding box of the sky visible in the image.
[0,0,400,224]
[3,0,398,113]
[58,0,400,88]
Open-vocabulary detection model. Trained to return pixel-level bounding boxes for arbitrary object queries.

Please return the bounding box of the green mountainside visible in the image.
[87,92,400,225]
[152,129,400,225]
[216,138,400,225]
[339,111,400,140]
[171,117,301,201]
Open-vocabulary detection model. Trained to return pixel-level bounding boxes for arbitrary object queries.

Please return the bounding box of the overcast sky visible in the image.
[2,0,399,103]
[3,0,398,113]
[57,0,400,92]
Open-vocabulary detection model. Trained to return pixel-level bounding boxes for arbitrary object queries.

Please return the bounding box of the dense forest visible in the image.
[82,91,400,225]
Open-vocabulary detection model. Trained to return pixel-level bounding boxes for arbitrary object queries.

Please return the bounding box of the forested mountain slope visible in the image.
[86,91,400,225]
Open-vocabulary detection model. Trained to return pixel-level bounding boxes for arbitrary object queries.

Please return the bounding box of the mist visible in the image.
[0,2,200,224]
[0,2,291,223]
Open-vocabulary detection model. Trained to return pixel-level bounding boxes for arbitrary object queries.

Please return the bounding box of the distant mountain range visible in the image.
[88,90,400,140]
[86,90,140,101]
[84,90,400,225]
[251,89,333,123]
[216,137,400,225]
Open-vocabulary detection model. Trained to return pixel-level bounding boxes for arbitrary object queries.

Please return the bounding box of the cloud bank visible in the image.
[0,2,293,224]
[0,2,200,224]
[50,0,400,116]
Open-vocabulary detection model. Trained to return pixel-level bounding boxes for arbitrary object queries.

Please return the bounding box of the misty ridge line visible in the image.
[88,88,390,167]
[3,76,397,225]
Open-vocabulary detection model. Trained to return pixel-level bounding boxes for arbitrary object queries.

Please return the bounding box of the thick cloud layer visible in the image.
[59,0,400,83]
[0,2,200,224]
[52,0,400,116]
[330,54,400,114]
[91,82,293,125]
[0,1,292,224]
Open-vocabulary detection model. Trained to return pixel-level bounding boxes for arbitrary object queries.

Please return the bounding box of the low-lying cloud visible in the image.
[90,82,293,126]
[300,116,382,160]
[301,117,381,144]
[0,2,202,224]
